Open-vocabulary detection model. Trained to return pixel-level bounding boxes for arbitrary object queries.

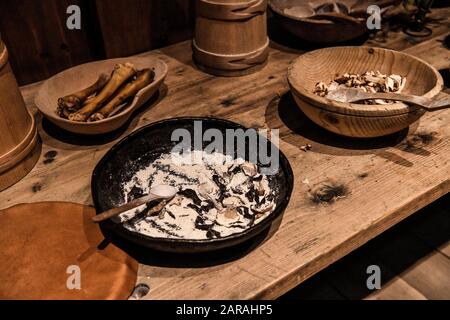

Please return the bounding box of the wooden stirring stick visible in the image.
[92,185,178,223]
[326,88,450,112]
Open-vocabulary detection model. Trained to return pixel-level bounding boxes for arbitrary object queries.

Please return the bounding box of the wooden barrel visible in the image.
[0,40,40,191]
[193,0,269,76]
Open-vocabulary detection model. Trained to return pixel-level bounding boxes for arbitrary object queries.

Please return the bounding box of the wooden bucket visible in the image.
[0,40,40,191]
[193,0,269,76]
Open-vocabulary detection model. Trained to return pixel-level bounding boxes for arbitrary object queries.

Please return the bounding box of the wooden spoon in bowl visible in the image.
[310,12,364,25]
[92,185,178,223]
[326,88,450,112]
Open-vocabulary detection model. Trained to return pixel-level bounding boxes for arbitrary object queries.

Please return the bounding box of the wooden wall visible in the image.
[0,0,196,85]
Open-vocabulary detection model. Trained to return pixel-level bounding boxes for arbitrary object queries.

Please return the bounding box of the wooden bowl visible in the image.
[287,46,444,138]
[269,0,401,43]
[35,56,168,135]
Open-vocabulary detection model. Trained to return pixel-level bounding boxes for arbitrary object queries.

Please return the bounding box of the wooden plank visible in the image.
[148,0,196,49]
[398,251,450,300]
[315,253,428,301]
[404,194,450,259]
[438,242,450,258]
[279,272,345,300]
[95,0,195,58]
[1,9,450,300]
[372,232,450,300]
[320,249,394,300]
[320,253,429,300]
[0,0,94,85]
[285,194,448,300]
[365,277,427,300]
[95,0,153,58]
[403,35,450,71]
[0,0,196,83]
[306,233,432,300]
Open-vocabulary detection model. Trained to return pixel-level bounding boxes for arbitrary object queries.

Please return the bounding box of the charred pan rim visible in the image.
[91,117,294,252]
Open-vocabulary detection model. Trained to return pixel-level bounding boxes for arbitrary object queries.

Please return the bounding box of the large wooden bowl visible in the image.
[35,56,167,135]
[269,0,401,43]
[287,46,444,138]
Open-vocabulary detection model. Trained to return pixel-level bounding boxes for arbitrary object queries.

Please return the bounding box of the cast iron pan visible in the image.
[92,117,294,253]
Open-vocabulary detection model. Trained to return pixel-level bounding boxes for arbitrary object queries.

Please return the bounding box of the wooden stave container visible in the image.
[193,0,269,76]
[0,41,40,191]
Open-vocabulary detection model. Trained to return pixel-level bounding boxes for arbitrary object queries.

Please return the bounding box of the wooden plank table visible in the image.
[1,8,449,300]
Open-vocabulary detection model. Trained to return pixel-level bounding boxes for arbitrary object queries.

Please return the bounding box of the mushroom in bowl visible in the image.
[287,46,444,138]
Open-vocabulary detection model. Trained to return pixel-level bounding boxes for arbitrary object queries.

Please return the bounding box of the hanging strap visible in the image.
[193,38,269,70]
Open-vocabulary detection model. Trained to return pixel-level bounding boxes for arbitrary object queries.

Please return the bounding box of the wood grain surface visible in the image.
[0,0,94,85]
[0,0,196,85]
[0,8,449,300]
[352,200,450,300]
[281,194,449,300]
[95,0,196,58]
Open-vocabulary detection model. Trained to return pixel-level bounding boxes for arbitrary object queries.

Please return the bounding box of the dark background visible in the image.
[0,0,196,85]
[1,0,449,86]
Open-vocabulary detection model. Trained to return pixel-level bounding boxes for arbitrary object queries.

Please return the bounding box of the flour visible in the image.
[118,150,277,240]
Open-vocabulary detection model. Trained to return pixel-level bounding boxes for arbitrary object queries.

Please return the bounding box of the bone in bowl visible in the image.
[287,46,444,138]
[35,56,167,135]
